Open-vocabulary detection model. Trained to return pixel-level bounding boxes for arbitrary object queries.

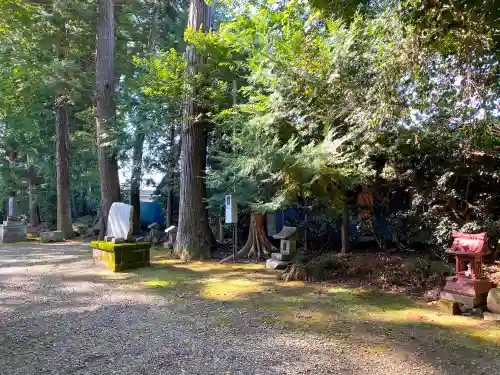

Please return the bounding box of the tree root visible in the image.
[220,212,276,263]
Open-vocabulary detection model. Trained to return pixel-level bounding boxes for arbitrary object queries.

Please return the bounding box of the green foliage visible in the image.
[0,0,187,223]
[1,0,499,257]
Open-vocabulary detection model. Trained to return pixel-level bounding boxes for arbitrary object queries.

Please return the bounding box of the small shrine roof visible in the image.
[445,232,489,255]
[165,225,177,233]
[148,222,161,229]
[273,226,297,240]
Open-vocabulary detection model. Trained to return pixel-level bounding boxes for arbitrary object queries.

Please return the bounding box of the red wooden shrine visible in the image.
[442,232,492,301]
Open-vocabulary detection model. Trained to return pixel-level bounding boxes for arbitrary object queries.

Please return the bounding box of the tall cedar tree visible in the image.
[55,19,73,239]
[130,0,160,233]
[175,0,215,260]
[96,0,120,239]
[55,98,73,238]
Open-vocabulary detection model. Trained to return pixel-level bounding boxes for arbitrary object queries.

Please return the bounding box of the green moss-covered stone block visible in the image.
[90,241,151,272]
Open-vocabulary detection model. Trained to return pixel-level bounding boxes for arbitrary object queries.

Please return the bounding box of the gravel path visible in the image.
[0,244,495,375]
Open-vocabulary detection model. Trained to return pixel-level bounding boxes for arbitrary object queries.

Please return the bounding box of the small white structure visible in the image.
[273,226,297,255]
[106,202,134,241]
[225,195,237,224]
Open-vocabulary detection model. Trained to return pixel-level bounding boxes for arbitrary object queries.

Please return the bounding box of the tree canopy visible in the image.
[0,0,498,257]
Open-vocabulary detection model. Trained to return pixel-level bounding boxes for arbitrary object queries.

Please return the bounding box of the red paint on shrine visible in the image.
[443,232,492,298]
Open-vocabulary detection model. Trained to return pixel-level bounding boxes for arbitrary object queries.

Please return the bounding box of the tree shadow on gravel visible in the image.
[0,244,90,268]
[126,259,500,375]
[1,247,499,375]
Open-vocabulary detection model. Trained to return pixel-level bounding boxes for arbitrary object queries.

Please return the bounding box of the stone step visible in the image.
[271,253,293,261]
[266,259,292,270]
[483,312,500,321]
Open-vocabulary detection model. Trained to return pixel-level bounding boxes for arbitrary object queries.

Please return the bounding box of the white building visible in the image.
[140,188,155,202]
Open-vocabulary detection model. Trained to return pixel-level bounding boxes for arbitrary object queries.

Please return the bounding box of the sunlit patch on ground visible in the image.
[144,279,172,288]
[201,277,266,300]
[124,252,500,362]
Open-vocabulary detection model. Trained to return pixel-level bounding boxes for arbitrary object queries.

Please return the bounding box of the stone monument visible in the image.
[91,202,151,272]
[0,199,27,243]
[106,202,134,241]
[8,197,14,217]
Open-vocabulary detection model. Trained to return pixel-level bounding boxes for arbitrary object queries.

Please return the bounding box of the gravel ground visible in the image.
[0,244,496,375]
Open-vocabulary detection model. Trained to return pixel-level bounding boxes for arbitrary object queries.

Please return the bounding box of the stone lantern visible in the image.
[164,225,177,250]
[272,226,297,261]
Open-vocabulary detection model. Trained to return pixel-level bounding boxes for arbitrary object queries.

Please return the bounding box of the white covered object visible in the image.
[225,195,237,223]
[106,202,133,240]
[8,197,14,216]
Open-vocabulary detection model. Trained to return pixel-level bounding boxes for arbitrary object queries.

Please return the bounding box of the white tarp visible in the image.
[106,202,133,240]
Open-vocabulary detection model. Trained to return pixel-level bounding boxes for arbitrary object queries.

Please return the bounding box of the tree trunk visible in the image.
[130,131,144,234]
[96,0,120,240]
[341,198,350,254]
[166,187,173,227]
[175,0,215,260]
[218,216,224,242]
[220,212,276,263]
[27,158,41,227]
[129,0,159,234]
[30,204,41,227]
[165,122,178,228]
[56,103,74,238]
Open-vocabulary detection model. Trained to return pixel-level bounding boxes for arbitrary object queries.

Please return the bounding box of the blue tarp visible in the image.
[140,201,165,227]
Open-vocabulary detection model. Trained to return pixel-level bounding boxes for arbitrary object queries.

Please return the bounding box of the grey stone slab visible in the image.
[40,231,64,243]
[483,312,500,321]
[440,292,485,308]
[271,253,293,261]
[266,259,292,270]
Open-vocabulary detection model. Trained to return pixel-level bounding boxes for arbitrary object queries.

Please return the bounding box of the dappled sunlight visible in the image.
[72,251,500,362]
[143,279,172,288]
[201,277,266,301]
[157,259,267,273]
[97,272,134,281]
[369,307,500,347]
[1,243,499,374]
[371,307,488,327]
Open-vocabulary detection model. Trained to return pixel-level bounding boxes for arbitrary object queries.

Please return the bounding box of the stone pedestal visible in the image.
[0,218,27,243]
[271,252,293,261]
[90,241,151,272]
[441,276,492,308]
